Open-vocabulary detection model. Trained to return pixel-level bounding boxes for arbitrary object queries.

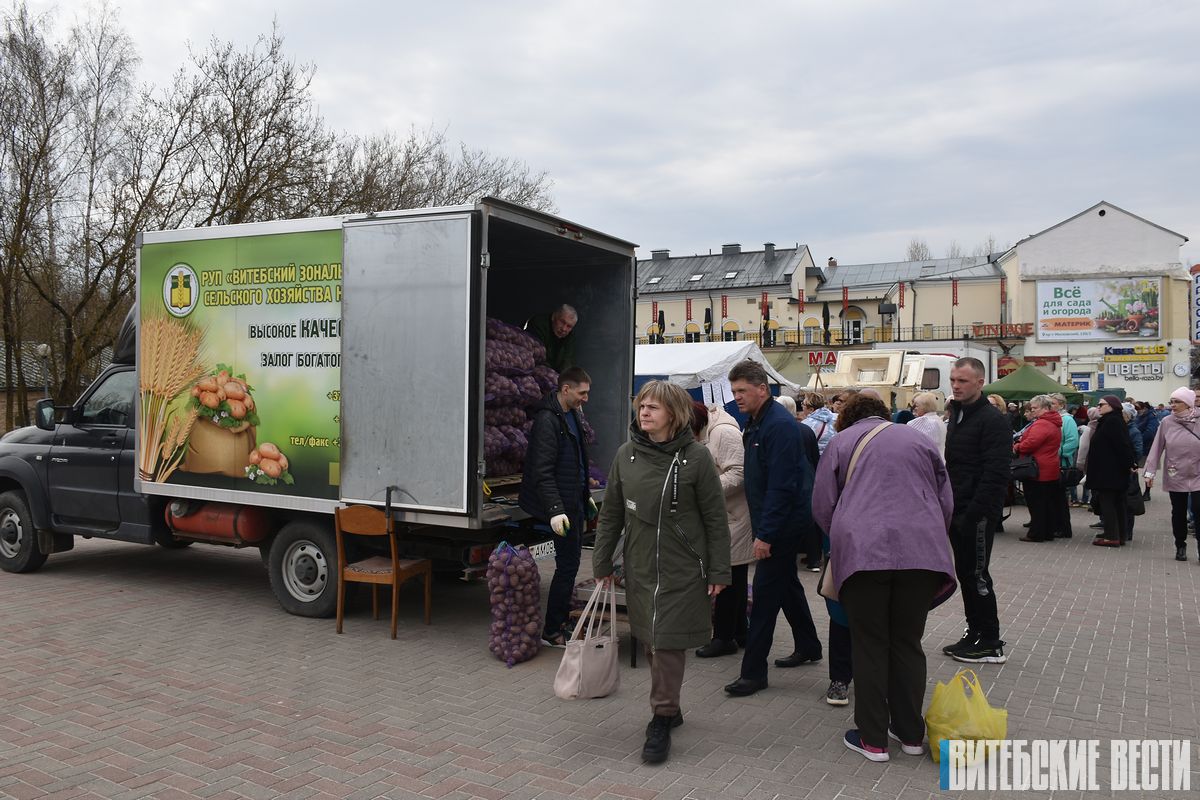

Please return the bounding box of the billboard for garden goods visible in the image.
[1035,278,1161,342]
[137,228,343,504]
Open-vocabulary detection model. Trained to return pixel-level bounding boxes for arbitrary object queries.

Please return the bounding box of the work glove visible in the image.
[585,497,598,521]
[550,514,571,536]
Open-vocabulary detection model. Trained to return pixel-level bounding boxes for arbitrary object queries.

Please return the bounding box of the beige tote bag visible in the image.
[554,580,620,700]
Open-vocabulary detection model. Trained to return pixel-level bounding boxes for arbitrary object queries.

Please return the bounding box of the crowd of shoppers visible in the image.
[540,348,1198,766]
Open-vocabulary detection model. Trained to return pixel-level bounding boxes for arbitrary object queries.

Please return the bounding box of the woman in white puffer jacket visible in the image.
[691,402,755,657]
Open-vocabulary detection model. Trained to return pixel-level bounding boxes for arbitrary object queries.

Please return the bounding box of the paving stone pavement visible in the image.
[1,495,1197,800]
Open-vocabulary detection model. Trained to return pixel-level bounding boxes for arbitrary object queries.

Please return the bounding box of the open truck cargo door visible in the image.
[340,209,478,515]
[339,199,636,526]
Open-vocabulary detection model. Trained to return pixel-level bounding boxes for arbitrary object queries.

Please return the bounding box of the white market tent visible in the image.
[634,341,799,391]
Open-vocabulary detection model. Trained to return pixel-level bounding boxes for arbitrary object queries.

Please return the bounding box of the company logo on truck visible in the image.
[164,263,199,317]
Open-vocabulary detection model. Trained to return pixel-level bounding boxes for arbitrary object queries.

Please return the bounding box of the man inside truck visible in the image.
[525,304,578,372]
[518,366,593,647]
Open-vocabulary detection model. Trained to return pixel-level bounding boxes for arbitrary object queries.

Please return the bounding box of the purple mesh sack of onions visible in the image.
[483,425,509,460]
[487,541,543,667]
[516,375,543,406]
[496,425,527,459]
[485,406,526,427]
[486,317,526,343]
[486,339,534,375]
[484,373,520,406]
[532,364,559,395]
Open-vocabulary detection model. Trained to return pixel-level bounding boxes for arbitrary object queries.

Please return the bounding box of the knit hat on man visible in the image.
[1101,395,1123,414]
[1122,402,1135,417]
[1170,387,1196,408]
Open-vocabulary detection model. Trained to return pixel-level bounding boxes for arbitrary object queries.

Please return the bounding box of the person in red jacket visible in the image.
[1015,394,1063,543]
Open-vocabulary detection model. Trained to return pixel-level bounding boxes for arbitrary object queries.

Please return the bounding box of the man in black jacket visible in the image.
[943,357,1012,664]
[519,366,592,647]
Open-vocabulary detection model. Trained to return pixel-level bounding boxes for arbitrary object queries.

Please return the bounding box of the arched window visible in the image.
[802,316,822,345]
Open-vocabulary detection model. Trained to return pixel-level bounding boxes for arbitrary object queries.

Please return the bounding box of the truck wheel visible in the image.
[0,491,48,574]
[267,520,337,618]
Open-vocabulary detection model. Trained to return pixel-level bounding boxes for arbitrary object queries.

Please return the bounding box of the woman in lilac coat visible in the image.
[1143,387,1200,562]
[812,393,957,763]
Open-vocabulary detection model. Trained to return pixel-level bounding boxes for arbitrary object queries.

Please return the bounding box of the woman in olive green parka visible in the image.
[593,380,731,764]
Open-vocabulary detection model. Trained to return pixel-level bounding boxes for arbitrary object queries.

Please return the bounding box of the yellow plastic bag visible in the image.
[926,669,1008,764]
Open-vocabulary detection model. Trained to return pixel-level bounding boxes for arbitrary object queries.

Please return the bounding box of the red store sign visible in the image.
[972,323,1034,338]
[809,351,838,367]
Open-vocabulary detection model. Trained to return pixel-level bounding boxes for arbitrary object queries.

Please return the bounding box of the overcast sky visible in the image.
[30,0,1200,266]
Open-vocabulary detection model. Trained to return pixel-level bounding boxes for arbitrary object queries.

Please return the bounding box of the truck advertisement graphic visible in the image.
[137,229,343,502]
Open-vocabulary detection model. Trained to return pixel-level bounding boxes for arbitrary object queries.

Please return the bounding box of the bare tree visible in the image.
[906,237,932,261]
[181,24,335,226]
[311,127,452,216]
[945,240,963,259]
[310,127,554,216]
[0,4,73,426]
[972,234,999,257]
[13,3,145,400]
[423,143,554,211]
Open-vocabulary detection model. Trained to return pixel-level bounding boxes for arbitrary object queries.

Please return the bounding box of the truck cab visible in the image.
[805,349,956,411]
[0,358,172,573]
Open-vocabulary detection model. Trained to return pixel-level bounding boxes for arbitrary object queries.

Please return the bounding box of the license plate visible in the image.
[529,540,556,561]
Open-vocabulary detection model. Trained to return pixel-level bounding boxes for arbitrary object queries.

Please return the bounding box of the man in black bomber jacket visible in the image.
[943,358,1013,665]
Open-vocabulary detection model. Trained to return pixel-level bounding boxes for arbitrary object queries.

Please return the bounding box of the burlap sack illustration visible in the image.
[183,420,257,477]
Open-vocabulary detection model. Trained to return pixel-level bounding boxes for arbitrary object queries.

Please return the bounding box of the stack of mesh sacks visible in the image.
[483,318,560,476]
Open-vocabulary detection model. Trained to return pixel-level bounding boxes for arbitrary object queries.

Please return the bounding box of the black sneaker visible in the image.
[642,712,682,763]
[941,631,978,656]
[1176,546,1187,562]
[952,639,1008,664]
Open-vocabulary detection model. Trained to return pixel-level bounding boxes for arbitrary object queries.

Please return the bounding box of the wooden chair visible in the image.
[334,504,432,638]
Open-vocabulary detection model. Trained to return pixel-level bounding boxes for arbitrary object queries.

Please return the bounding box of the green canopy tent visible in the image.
[1079,388,1126,404]
[981,364,1084,404]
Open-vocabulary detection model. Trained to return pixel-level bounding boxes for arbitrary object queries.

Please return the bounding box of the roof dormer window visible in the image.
[688,274,703,282]
[723,271,738,279]
[647,276,663,284]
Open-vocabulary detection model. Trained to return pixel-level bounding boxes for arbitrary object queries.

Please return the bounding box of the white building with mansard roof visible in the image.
[997,201,1190,404]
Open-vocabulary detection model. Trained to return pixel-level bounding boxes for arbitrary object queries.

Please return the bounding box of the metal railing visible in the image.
[637,324,985,347]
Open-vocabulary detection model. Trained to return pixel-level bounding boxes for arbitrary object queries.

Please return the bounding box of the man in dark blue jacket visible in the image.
[723,360,822,697]
[1134,402,1158,501]
[519,366,593,647]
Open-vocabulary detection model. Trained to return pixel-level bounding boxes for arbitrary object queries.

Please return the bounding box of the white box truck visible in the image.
[0,198,636,617]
